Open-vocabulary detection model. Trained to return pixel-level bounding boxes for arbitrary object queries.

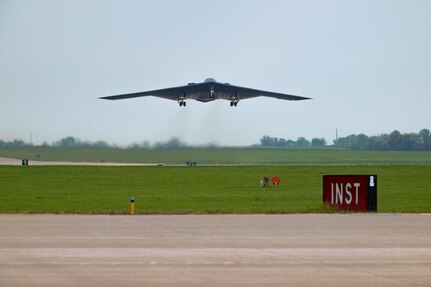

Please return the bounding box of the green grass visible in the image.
[1,165,430,214]
[1,146,430,165]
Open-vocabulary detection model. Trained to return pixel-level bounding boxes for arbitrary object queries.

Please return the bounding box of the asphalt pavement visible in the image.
[1,214,430,286]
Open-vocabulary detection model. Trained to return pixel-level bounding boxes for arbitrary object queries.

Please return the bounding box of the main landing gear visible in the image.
[179,100,186,107]
[230,101,238,107]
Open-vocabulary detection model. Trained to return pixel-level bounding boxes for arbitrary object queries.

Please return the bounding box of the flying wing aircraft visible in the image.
[100,78,310,107]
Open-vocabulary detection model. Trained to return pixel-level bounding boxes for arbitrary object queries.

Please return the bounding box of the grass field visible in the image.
[1,165,430,214]
[1,146,431,165]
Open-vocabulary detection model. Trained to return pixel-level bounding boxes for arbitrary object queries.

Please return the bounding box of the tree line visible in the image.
[260,136,326,147]
[0,136,192,149]
[260,129,431,151]
[334,129,431,151]
[0,137,111,149]
[1,129,430,151]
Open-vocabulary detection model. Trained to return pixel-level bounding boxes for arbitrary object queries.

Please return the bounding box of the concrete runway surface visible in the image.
[1,214,430,287]
[0,157,155,166]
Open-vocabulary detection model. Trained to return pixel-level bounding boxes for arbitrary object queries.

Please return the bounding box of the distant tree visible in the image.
[334,134,354,147]
[141,141,151,149]
[155,137,186,149]
[419,129,430,150]
[368,134,388,150]
[389,130,402,150]
[357,134,368,148]
[129,142,141,149]
[93,141,109,148]
[12,139,26,147]
[419,128,430,139]
[278,138,287,147]
[260,136,291,147]
[295,137,310,147]
[311,138,326,146]
[260,135,273,146]
[404,133,422,150]
[56,136,78,147]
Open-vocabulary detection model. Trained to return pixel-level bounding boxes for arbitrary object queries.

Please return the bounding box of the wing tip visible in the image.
[99,96,118,100]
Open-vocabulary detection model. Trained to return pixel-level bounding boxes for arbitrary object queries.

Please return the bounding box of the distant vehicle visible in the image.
[186,161,197,166]
[100,78,310,107]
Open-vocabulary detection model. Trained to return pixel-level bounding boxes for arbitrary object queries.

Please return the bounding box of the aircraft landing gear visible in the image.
[179,100,186,107]
[230,101,238,107]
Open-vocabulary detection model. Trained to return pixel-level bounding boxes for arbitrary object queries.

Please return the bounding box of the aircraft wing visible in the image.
[99,83,203,101]
[215,82,310,101]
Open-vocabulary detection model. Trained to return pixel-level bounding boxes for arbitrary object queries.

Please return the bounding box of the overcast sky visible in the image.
[1,0,430,146]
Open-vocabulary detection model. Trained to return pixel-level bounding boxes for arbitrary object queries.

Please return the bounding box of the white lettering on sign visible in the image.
[331,182,361,205]
[345,183,352,204]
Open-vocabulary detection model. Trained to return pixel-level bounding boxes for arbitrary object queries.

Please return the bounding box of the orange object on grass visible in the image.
[271,176,280,185]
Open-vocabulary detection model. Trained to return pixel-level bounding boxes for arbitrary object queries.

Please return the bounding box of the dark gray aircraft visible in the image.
[100,78,310,107]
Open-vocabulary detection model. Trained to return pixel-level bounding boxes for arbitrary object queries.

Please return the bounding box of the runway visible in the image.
[1,214,430,286]
[0,156,156,166]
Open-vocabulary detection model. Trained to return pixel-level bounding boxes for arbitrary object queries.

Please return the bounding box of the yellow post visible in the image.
[130,197,135,215]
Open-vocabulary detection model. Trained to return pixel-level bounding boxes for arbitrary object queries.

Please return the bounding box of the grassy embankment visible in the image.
[1,146,431,165]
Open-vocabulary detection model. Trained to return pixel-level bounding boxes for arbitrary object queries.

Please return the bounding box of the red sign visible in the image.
[323,175,377,211]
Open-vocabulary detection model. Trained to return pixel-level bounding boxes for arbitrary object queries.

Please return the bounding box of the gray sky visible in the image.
[1,0,430,146]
